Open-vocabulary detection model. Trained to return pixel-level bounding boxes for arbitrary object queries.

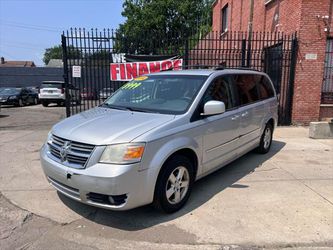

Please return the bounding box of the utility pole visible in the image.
[246,0,254,67]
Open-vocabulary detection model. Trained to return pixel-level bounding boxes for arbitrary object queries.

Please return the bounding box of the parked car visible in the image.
[27,86,40,103]
[40,69,277,213]
[99,87,114,100]
[80,88,98,100]
[39,81,80,107]
[0,87,39,106]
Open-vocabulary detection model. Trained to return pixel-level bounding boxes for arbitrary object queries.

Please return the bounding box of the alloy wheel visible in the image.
[165,166,190,204]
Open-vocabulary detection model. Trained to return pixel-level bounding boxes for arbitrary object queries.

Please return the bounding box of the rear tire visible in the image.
[257,123,273,154]
[153,155,194,213]
[42,101,49,107]
[17,99,24,107]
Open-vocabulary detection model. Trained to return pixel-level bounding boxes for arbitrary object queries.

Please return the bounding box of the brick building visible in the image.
[212,0,333,124]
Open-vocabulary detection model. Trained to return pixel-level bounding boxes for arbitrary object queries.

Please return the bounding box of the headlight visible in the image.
[99,143,145,164]
[9,96,18,100]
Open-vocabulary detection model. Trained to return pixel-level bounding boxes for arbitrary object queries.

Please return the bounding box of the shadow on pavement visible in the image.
[59,140,286,231]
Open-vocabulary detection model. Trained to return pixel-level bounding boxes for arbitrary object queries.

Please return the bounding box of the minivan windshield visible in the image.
[104,75,208,114]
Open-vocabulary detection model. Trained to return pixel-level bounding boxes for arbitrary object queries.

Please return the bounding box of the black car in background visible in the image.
[0,87,39,107]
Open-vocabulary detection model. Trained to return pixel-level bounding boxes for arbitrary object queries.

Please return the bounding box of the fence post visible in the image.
[184,38,189,69]
[246,33,252,68]
[241,39,246,67]
[286,35,298,125]
[61,34,70,117]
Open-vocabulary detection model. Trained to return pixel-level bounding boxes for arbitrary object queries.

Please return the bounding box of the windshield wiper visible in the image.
[100,103,159,113]
[99,103,128,110]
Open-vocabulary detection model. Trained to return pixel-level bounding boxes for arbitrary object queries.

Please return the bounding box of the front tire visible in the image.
[153,155,194,213]
[257,123,273,154]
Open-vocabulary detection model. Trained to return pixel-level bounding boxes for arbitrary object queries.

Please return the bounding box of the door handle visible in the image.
[241,111,249,117]
[231,115,239,120]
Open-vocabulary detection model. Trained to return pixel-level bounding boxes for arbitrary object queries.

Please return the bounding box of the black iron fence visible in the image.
[322,38,333,104]
[62,28,297,125]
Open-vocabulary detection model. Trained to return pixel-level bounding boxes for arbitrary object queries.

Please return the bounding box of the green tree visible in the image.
[115,0,212,54]
[43,45,83,65]
[43,45,62,65]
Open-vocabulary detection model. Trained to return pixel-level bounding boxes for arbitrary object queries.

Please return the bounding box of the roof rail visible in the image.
[214,66,262,72]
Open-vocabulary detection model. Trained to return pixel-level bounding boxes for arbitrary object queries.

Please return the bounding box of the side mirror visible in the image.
[201,100,226,116]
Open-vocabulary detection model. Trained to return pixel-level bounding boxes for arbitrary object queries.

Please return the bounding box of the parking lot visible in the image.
[0,105,332,250]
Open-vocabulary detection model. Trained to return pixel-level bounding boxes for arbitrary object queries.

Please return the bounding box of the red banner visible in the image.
[110,58,183,81]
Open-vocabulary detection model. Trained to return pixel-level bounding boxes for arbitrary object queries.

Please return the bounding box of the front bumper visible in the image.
[0,99,17,105]
[40,144,154,210]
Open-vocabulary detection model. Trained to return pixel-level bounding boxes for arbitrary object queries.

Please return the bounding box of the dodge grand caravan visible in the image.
[40,69,278,213]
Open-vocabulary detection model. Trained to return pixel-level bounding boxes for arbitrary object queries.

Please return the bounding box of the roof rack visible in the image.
[214,66,262,72]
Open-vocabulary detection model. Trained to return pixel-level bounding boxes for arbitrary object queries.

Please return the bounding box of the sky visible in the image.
[0,0,125,66]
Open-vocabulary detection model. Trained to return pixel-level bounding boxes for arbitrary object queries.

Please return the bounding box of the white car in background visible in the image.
[39,81,81,107]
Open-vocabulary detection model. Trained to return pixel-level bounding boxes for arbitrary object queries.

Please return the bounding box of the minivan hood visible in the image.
[52,107,175,145]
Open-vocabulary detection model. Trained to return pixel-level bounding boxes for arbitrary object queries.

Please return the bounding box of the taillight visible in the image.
[61,88,64,94]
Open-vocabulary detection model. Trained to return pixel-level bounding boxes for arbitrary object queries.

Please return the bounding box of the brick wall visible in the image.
[212,0,303,33]
[292,0,331,124]
[211,0,333,123]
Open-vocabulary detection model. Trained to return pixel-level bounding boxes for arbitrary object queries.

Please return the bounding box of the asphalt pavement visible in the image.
[0,104,332,250]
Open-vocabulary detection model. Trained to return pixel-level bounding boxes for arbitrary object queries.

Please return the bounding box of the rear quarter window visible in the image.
[233,74,260,105]
[258,76,275,99]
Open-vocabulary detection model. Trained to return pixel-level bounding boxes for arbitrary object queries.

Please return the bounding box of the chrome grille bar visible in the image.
[47,134,95,169]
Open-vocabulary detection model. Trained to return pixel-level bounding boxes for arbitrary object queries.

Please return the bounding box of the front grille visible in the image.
[47,134,95,169]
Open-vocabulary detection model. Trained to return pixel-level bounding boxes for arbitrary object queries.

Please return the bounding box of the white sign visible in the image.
[72,66,81,78]
[305,53,317,60]
[110,58,183,81]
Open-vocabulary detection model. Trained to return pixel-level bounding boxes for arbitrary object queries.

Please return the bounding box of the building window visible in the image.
[221,4,229,33]
[265,0,275,5]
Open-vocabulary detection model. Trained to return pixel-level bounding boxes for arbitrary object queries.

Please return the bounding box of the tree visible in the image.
[43,45,62,65]
[115,0,213,54]
[43,45,83,65]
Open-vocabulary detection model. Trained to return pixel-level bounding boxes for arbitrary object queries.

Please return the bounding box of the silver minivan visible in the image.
[40,69,278,213]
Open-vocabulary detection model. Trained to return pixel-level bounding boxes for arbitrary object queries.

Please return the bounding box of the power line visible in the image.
[0,19,64,31]
[0,20,64,32]
[1,23,61,32]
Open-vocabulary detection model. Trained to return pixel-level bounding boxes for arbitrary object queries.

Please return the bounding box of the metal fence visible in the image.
[322,38,333,104]
[62,28,297,125]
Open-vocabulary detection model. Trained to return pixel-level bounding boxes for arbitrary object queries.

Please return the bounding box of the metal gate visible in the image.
[322,38,333,104]
[62,28,297,125]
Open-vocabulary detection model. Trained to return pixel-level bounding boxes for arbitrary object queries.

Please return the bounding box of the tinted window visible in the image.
[203,76,233,110]
[40,82,64,89]
[0,88,20,95]
[234,74,260,105]
[258,76,275,99]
